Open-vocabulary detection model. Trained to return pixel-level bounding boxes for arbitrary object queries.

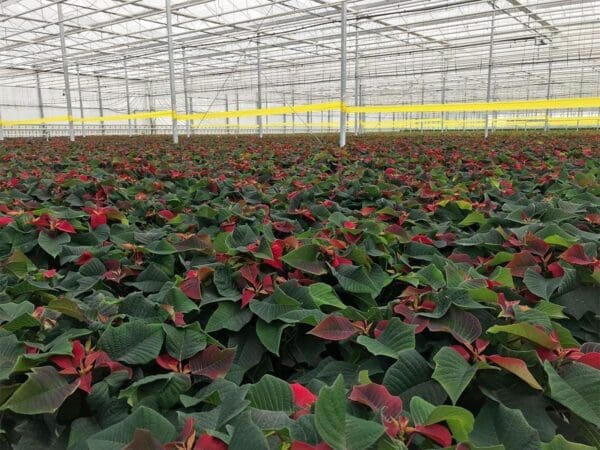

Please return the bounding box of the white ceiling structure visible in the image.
[0,0,598,133]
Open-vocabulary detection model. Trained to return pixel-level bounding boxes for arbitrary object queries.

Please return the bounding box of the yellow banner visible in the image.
[181,101,342,121]
[346,97,600,114]
[1,115,73,126]
[75,110,173,123]
[1,97,599,128]
[191,116,600,130]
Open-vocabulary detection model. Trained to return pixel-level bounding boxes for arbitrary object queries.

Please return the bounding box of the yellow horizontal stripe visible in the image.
[75,111,173,123]
[1,97,599,127]
[1,115,73,126]
[346,97,600,113]
[181,101,342,121]
[191,117,600,130]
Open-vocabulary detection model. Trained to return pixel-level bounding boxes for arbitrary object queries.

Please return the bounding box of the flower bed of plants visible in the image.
[0,132,599,450]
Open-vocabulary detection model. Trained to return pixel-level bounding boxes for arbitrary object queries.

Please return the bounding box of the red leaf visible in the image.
[79,372,93,394]
[0,216,14,227]
[436,232,456,244]
[487,355,543,390]
[264,240,285,271]
[451,345,471,361]
[51,356,78,373]
[95,351,133,378]
[414,424,452,447]
[576,352,600,370]
[332,254,352,268]
[180,277,202,300]
[43,269,58,278]
[180,267,214,301]
[475,339,490,353]
[373,320,389,339]
[560,244,595,266]
[56,219,76,234]
[75,251,94,266]
[411,234,434,245]
[536,347,558,363]
[240,264,260,286]
[449,252,478,265]
[273,221,296,233]
[420,300,436,312]
[189,345,235,380]
[547,261,564,278]
[158,209,176,221]
[384,168,397,178]
[90,211,107,229]
[360,206,376,217]
[524,233,549,256]
[290,383,317,409]
[241,288,255,308]
[172,311,186,327]
[291,442,332,450]
[221,220,236,232]
[506,251,540,278]
[179,417,196,444]
[262,274,273,292]
[52,340,84,372]
[31,214,50,229]
[497,293,519,319]
[71,340,85,367]
[393,303,430,333]
[307,315,358,341]
[585,213,600,226]
[156,354,180,372]
[193,434,228,450]
[349,383,403,421]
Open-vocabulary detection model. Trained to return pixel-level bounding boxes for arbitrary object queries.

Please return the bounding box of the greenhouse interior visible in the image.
[0,1,599,449]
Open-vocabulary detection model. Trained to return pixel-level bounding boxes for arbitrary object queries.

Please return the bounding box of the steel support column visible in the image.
[146,81,156,135]
[283,93,287,134]
[35,70,47,137]
[577,66,584,131]
[96,76,105,135]
[462,78,467,131]
[182,47,190,138]
[420,81,425,133]
[236,89,240,134]
[597,70,600,131]
[484,1,496,138]
[225,95,230,134]
[123,57,132,136]
[57,2,74,142]
[307,93,311,133]
[265,94,269,129]
[292,85,295,133]
[544,46,553,132]
[358,83,363,135]
[525,72,531,131]
[339,1,347,147]
[441,72,446,132]
[257,35,263,138]
[189,97,194,135]
[75,64,85,136]
[354,18,359,135]
[165,0,178,144]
